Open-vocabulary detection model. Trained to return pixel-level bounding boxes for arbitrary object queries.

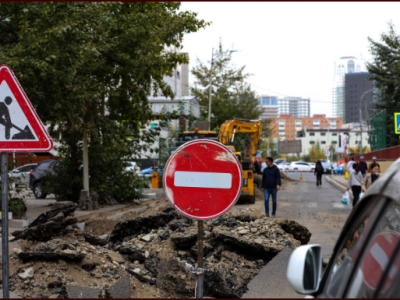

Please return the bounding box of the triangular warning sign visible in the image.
[0,65,53,152]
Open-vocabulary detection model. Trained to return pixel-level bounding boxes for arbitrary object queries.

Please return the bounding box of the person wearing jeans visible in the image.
[347,162,363,207]
[261,157,281,217]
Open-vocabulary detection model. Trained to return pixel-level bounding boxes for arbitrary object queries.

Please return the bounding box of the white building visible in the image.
[332,56,364,118]
[296,128,370,157]
[278,97,310,118]
[258,95,279,120]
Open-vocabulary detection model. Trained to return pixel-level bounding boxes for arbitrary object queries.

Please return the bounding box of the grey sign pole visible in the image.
[1,153,9,298]
[196,220,204,298]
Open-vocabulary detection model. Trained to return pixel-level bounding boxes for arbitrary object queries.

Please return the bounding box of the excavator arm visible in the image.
[218,118,262,164]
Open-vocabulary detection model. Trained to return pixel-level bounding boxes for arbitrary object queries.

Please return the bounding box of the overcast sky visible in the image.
[180,2,400,117]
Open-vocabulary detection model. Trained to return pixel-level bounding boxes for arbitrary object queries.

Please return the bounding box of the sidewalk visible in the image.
[325,175,355,200]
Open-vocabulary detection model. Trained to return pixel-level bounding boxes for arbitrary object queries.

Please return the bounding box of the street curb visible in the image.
[325,176,346,192]
[325,176,354,199]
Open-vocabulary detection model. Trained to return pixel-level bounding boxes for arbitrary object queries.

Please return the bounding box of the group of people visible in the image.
[346,156,381,207]
[259,155,381,217]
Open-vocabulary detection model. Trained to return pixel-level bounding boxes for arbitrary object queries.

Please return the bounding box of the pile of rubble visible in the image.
[4,202,311,298]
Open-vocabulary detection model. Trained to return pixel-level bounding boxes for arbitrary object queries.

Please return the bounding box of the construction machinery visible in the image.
[218,118,262,204]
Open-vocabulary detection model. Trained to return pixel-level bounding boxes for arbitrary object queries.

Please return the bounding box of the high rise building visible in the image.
[332,56,364,118]
[278,97,310,118]
[258,95,279,119]
[344,72,375,124]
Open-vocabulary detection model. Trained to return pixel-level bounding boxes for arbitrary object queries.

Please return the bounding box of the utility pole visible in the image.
[359,88,375,154]
[207,48,214,131]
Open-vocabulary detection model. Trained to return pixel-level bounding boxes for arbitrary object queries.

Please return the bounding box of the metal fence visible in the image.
[370,109,399,151]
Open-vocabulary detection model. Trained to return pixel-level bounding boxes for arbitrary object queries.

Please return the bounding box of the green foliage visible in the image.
[191,42,262,129]
[366,23,400,147]
[0,2,208,202]
[258,137,278,159]
[308,141,326,162]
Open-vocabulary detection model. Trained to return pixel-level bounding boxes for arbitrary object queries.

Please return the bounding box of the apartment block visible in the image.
[269,114,342,141]
[258,95,279,119]
[278,96,310,118]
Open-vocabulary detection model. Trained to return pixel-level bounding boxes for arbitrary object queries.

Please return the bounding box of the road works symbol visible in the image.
[0,65,53,152]
[163,139,242,220]
[362,230,400,291]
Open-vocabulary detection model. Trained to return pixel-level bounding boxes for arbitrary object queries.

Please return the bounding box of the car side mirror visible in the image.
[287,244,322,294]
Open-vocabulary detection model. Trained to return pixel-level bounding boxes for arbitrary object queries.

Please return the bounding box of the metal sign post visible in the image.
[196,220,204,298]
[164,139,242,299]
[0,65,54,299]
[1,153,9,298]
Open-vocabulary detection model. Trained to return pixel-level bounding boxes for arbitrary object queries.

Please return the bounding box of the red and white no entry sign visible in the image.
[362,230,400,291]
[163,139,242,220]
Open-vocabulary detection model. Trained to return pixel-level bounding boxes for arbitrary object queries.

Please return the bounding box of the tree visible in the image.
[0,2,208,202]
[191,42,262,129]
[308,141,326,162]
[366,23,400,147]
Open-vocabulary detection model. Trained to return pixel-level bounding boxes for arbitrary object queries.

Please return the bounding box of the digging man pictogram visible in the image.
[0,96,13,139]
[0,96,35,140]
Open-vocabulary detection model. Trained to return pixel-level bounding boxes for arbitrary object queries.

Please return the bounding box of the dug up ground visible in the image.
[2,176,311,298]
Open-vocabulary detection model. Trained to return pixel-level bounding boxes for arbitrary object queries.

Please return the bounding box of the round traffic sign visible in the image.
[362,230,400,291]
[163,139,242,220]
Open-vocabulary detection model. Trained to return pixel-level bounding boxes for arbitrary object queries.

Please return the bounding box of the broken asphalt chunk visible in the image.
[109,211,177,244]
[105,276,131,298]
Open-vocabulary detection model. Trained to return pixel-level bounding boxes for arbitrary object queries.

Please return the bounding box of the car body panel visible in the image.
[6,163,37,186]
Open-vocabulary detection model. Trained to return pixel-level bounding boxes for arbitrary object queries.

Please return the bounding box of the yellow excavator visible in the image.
[218,118,262,204]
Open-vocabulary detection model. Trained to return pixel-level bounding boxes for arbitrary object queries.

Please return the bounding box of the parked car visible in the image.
[1,163,37,188]
[141,166,164,178]
[321,162,333,174]
[332,163,344,175]
[29,159,57,199]
[123,161,141,175]
[287,157,400,298]
[288,161,315,172]
[274,159,287,165]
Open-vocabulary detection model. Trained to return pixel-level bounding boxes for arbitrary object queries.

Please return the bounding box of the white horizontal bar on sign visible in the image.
[174,171,232,189]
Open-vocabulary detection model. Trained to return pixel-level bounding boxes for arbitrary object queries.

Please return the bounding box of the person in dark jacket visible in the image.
[358,156,368,178]
[261,157,281,218]
[314,160,324,188]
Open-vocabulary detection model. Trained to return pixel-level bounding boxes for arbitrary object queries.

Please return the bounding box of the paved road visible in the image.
[239,177,352,260]
[239,177,352,298]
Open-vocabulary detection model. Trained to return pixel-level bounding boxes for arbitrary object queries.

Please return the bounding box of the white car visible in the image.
[9,163,37,187]
[288,161,315,172]
[124,161,141,175]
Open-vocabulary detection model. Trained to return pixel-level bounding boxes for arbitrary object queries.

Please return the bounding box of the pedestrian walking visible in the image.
[362,163,381,192]
[261,157,281,218]
[368,156,380,173]
[347,157,355,172]
[314,160,324,188]
[358,156,368,178]
[347,162,363,207]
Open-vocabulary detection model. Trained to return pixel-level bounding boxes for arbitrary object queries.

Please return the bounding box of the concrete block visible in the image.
[9,219,29,228]
[53,201,74,209]
[0,289,22,298]
[105,276,130,298]
[64,286,101,299]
